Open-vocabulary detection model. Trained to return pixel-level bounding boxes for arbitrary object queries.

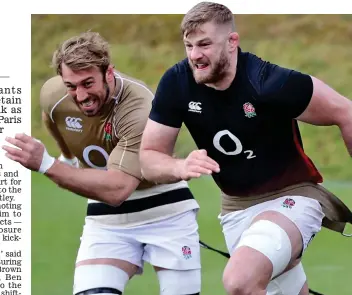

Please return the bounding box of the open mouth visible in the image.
[195,63,209,70]
[80,98,98,111]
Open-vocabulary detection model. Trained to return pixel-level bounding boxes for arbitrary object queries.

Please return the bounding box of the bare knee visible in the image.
[223,275,266,295]
[223,272,251,295]
[222,246,271,295]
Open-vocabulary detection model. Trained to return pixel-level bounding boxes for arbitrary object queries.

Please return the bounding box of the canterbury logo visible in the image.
[188,101,202,113]
[65,117,83,132]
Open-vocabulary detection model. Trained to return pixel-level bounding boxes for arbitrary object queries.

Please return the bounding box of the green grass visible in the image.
[32,173,352,295]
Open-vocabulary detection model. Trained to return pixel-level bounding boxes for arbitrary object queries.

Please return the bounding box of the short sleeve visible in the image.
[255,62,313,118]
[149,66,185,128]
[108,132,143,180]
[107,94,152,180]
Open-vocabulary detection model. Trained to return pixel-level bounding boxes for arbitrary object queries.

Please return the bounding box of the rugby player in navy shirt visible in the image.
[140,2,352,295]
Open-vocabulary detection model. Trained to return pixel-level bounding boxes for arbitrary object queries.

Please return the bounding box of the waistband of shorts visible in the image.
[87,187,195,216]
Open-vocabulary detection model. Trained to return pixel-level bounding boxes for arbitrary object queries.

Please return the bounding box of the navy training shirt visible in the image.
[149,48,323,196]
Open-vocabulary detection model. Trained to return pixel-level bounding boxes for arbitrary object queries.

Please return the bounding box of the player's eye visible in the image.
[199,43,211,47]
[66,85,76,90]
[84,81,93,88]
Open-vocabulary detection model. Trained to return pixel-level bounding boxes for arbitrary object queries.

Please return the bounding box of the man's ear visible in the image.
[105,64,115,82]
[228,32,239,52]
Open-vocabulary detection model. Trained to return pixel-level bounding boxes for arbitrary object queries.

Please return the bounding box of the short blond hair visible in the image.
[52,31,111,75]
[181,2,235,36]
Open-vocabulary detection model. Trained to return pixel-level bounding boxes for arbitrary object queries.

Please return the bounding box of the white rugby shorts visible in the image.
[220,195,324,256]
[75,209,201,272]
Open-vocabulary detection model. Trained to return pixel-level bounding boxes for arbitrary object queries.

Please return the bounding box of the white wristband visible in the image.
[58,154,79,168]
[39,147,56,174]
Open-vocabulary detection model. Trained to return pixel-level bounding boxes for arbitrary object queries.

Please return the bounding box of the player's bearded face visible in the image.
[189,47,230,84]
[62,64,110,117]
[184,24,231,84]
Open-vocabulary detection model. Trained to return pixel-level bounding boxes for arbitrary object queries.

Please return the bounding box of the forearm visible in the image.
[45,160,131,206]
[141,150,183,184]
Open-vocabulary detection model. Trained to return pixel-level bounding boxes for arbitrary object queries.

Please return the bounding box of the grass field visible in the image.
[32,172,352,295]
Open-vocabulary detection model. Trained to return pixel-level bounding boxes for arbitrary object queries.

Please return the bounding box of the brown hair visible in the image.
[52,31,111,75]
[181,2,235,36]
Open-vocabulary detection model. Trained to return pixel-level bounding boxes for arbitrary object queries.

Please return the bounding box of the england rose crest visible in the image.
[282,198,295,209]
[104,122,112,140]
[243,102,256,118]
[182,246,192,259]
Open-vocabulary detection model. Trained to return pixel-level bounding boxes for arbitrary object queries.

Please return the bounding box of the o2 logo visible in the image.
[82,145,109,169]
[213,130,256,159]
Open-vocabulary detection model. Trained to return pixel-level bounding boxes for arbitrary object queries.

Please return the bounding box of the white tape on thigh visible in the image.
[157,269,201,295]
[235,220,292,279]
[267,262,306,295]
[73,264,129,294]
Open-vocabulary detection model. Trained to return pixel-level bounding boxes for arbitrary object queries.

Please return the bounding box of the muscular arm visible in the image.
[140,63,219,182]
[43,111,140,205]
[6,109,143,206]
[140,119,219,183]
[45,161,140,206]
[140,119,183,183]
[41,108,142,206]
[297,76,352,156]
[3,132,141,206]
